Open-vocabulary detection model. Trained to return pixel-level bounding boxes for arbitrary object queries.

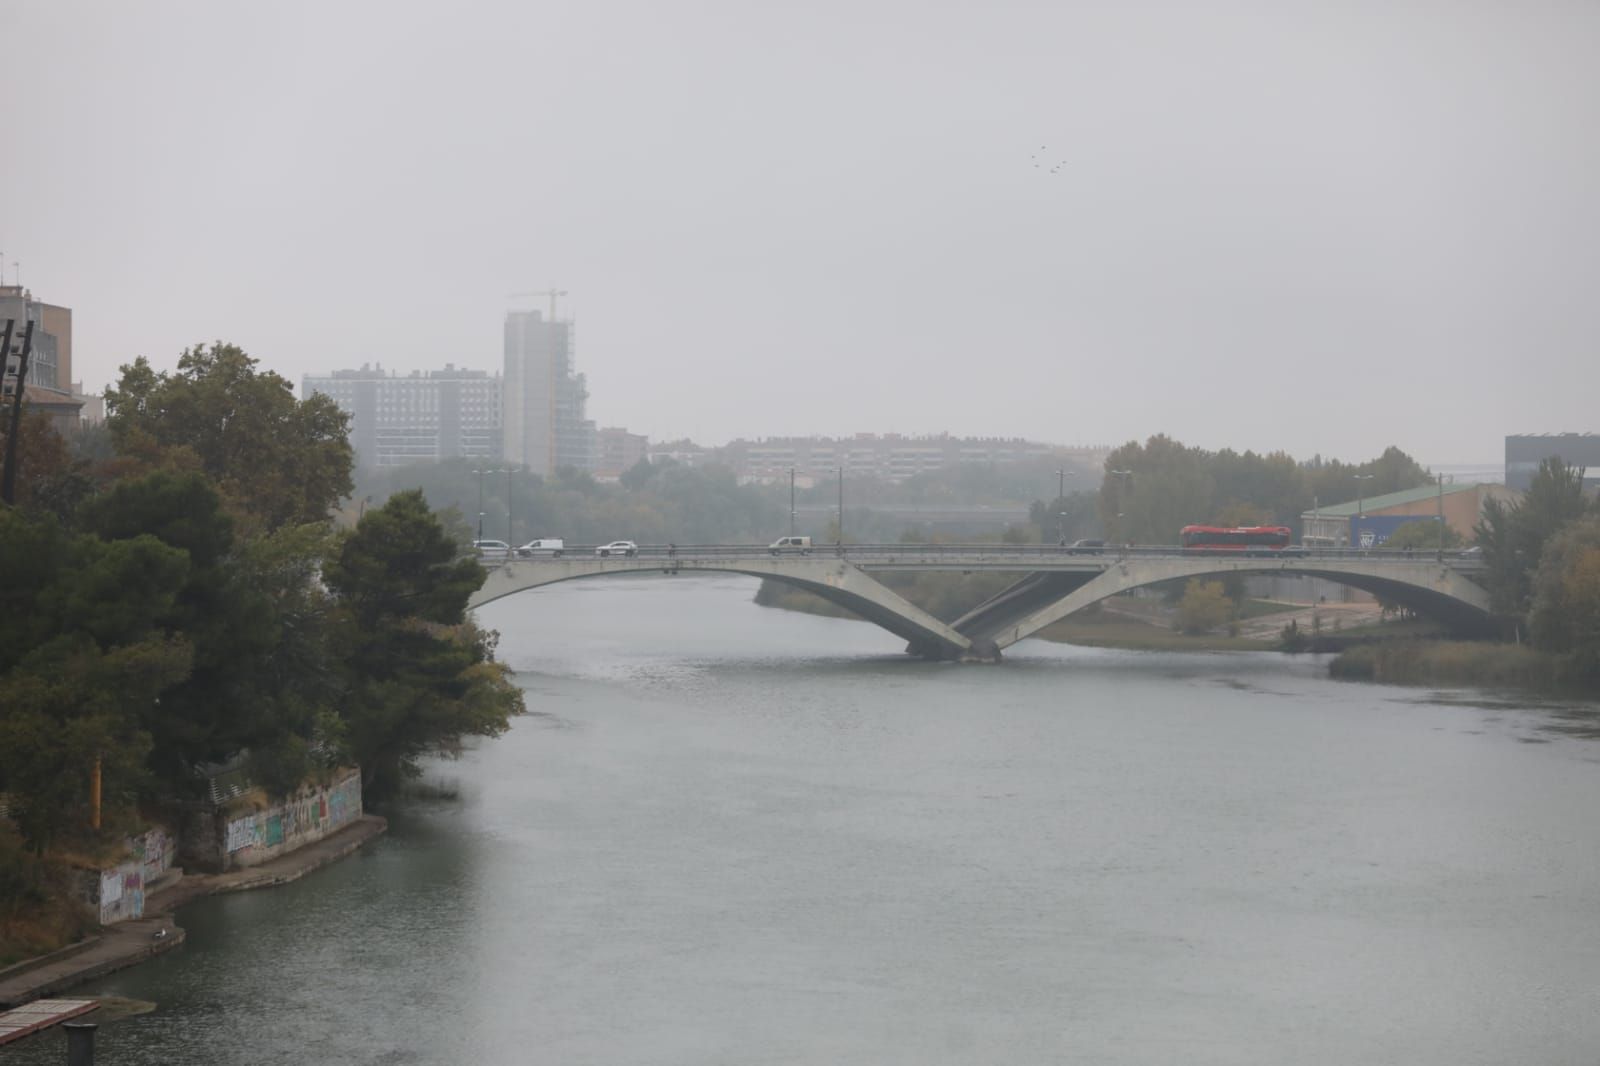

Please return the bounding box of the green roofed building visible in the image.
[1301,482,1518,549]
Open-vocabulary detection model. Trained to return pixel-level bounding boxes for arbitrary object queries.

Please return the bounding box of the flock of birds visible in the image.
[1030,145,1069,175]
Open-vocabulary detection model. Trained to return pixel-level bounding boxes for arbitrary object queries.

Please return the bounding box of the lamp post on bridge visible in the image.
[789,467,797,538]
[836,466,844,547]
[473,467,503,543]
[1054,468,1074,545]
[1353,474,1374,550]
[1435,472,1453,560]
[1108,469,1132,544]
[505,467,515,547]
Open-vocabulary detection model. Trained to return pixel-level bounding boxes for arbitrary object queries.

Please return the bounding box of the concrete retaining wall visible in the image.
[82,825,178,925]
[183,768,363,873]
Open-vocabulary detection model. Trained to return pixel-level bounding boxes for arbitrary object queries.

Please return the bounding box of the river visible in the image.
[12,575,1600,1065]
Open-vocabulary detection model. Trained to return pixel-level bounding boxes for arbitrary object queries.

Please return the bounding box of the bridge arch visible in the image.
[956,556,1494,652]
[469,556,975,660]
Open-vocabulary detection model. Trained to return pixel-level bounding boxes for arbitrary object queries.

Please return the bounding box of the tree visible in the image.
[1528,517,1600,672]
[1475,459,1592,623]
[1176,580,1233,634]
[105,343,353,531]
[0,508,195,851]
[12,412,93,519]
[322,490,523,794]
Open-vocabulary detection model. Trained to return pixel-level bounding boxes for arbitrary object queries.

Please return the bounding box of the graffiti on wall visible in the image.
[222,771,362,859]
[97,862,145,924]
[132,826,176,884]
[225,813,263,854]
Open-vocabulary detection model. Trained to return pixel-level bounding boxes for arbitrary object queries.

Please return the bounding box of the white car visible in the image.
[517,538,565,558]
[473,539,512,559]
[595,540,638,557]
[768,536,812,555]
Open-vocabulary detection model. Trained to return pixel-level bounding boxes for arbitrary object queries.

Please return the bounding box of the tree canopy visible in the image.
[1098,436,1432,545]
[104,342,353,531]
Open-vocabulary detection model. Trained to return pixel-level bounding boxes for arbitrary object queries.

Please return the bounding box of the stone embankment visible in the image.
[0,815,386,1009]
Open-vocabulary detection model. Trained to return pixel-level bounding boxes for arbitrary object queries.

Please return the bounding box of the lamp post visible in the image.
[789,467,796,537]
[836,466,844,546]
[505,468,515,546]
[1108,469,1132,543]
[1435,473,1453,559]
[1353,474,1374,549]
[1054,469,1069,545]
[472,468,489,542]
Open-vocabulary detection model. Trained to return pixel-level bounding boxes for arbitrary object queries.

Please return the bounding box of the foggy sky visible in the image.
[4,1,1597,465]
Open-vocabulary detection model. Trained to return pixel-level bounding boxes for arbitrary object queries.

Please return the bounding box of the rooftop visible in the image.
[1305,482,1486,518]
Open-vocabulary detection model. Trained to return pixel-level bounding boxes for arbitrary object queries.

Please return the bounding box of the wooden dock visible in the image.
[0,997,97,1045]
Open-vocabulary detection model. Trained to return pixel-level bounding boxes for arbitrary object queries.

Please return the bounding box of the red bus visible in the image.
[1180,525,1295,553]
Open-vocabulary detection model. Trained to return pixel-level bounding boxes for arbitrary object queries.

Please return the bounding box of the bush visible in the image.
[1176,579,1232,635]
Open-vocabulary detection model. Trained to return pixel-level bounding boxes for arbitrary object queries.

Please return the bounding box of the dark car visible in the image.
[1067,539,1105,555]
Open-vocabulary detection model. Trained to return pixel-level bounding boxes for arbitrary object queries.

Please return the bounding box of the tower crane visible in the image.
[508,288,568,321]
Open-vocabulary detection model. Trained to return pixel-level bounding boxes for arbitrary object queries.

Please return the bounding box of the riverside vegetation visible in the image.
[0,343,523,963]
[1329,458,1600,692]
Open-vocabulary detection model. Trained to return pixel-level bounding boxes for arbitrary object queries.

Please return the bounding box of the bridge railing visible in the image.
[472,542,1487,566]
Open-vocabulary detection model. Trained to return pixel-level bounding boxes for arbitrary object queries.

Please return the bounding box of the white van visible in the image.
[517,538,565,558]
[768,536,812,555]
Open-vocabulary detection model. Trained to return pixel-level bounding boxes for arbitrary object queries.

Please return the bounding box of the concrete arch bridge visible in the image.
[468,544,1493,663]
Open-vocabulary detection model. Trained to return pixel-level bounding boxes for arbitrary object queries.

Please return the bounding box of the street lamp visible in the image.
[1054,468,1074,545]
[1435,473,1453,559]
[1352,474,1375,550]
[836,466,844,547]
[789,466,797,537]
[472,468,492,542]
[1108,469,1133,543]
[505,468,515,546]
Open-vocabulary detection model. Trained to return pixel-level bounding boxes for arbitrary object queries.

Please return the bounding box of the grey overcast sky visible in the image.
[3,2,1596,464]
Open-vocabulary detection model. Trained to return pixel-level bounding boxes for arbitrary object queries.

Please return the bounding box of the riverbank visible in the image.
[1329,640,1598,694]
[0,814,386,1009]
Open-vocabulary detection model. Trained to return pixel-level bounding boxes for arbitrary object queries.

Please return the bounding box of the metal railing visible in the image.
[473,542,1488,566]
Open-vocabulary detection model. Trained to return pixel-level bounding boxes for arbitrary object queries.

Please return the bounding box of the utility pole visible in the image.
[1,319,36,506]
[90,757,102,831]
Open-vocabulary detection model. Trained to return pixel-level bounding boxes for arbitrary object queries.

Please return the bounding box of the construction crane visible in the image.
[508,288,568,321]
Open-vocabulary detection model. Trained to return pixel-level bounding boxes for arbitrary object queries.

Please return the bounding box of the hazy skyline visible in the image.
[4,1,1596,465]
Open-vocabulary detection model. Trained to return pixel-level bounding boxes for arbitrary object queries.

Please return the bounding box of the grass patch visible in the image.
[1329,640,1589,692]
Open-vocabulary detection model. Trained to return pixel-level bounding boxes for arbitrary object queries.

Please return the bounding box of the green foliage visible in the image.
[1100,436,1432,544]
[1528,517,1600,672]
[325,491,523,795]
[1176,579,1233,635]
[105,343,353,531]
[1475,458,1593,622]
[1329,640,1579,689]
[1380,519,1462,552]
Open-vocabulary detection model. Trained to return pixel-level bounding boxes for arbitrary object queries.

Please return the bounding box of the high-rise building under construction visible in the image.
[503,307,595,476]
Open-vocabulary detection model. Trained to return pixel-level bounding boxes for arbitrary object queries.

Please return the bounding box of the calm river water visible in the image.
[12,576,1600,1065]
